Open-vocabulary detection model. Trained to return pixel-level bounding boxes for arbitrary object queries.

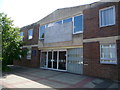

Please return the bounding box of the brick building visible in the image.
[14,2,120,80]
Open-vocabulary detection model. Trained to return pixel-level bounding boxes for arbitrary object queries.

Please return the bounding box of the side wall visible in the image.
[83,2,119,80]
[21,24,39,45]
[116,40,120,80]
[14,47,40,68]
[83,41,119,80]
[83,2,119,39]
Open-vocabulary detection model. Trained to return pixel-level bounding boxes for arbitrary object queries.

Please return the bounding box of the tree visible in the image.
[0,13,27,70]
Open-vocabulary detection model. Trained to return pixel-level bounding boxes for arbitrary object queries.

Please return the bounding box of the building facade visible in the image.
[14,2,120,80]
[83,2,120,80]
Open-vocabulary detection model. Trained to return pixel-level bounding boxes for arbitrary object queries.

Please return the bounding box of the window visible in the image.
[56,20,62,24]
[39,25,45,39]
[73,15,83,34]
[20,32,23,40]
[28,29,33,39]
[100,44,117,64]
[47,23,55,28]
[63,18,72,23]
[27,47,31,59]
[99,6,115,27]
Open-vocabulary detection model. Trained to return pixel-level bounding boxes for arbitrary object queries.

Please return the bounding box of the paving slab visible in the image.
[37,79,68,88]
[49,73,86,84]
[1,66,119,89]
[83,82,96,88]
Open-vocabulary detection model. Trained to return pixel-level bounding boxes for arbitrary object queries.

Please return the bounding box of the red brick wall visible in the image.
[21,24,39,45]
[116,40,120,81]
[83,2,119,39]
[118,2,120,35]
[14,47,41,68]
[83,42,119,80]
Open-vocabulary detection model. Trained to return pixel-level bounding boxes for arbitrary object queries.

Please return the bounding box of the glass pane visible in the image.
[53,51,57,69]
[27,48,31,59]
[59,51,66,70]
[28,30,33,39]
[20,32,23,36]
[56,21,62,24]
[63,18,72,23]
[101,44,116,59]
[41,52,47,68]
[40,26,45,39]
[100,7,114,26]
[48,52,52,68]
[74,15,83,33]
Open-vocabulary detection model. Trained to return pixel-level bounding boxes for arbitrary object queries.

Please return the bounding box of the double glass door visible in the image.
[41,50,66,70]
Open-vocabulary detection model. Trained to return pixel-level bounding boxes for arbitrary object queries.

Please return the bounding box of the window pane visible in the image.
[100,44,117,64]
[40,26,45,39]
[28,29,33,39]
[74,15,83,33]
[20,32,23,36]
[47,23,55,27]
[100,7,115,26]
[56,21,62,24]
[27,48,31,59]
[63,18,72,23]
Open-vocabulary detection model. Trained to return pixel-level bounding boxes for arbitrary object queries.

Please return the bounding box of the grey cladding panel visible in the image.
[44,22,73,43]
[67,48,83,74]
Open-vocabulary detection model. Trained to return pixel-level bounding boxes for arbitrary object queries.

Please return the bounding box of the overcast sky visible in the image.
[0,0,99,27]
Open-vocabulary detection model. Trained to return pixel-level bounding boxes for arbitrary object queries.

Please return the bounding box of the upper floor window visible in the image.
[100,44,117,64]
[99,6,115,27]
[28,29,33,40]
[39,25,45,39]
[56,20,62,24]
[20,32,24,40]
[63,18,72,24]
[73,14,83,34]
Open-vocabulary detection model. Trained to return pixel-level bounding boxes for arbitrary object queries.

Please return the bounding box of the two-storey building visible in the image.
[14,1,120,80]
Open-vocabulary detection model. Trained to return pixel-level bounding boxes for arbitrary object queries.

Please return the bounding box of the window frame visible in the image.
[73,14,84,34]
[39,25,45,40]
[26,47,32,60]
[99,6,116,27]
[100,43,117,64]
[28,29,33,40]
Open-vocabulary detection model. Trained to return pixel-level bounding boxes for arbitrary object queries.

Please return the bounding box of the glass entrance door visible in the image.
[48,52,52,68]
[41,50,66,70]
[53,51,57,69]
[41,52,47,68]
[59,51,66,70]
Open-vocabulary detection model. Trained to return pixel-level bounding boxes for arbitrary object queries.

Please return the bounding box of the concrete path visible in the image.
[0,66,119,89]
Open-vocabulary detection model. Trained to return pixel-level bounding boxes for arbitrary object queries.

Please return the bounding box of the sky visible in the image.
[0,0,100,27]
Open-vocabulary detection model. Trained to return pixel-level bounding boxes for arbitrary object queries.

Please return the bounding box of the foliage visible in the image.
[0,13,27,69]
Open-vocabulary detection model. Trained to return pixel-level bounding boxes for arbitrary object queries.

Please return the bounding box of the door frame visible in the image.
[40,49,67,71]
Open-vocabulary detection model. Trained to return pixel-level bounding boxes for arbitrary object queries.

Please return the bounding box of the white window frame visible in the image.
[100,44,117,64]
[99,6,116,27]
[73,14,84,34]
[28,29,33,40]
[27,47,32,60]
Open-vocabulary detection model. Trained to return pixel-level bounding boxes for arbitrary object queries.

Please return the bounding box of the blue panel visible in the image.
[63,18,72,23]
[40,25,45,39]
[74,15,83,33]
[56,21,62,24]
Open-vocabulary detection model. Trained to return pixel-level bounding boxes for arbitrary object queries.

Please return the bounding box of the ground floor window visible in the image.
[27,47,32,60]
[100,44,117,64]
